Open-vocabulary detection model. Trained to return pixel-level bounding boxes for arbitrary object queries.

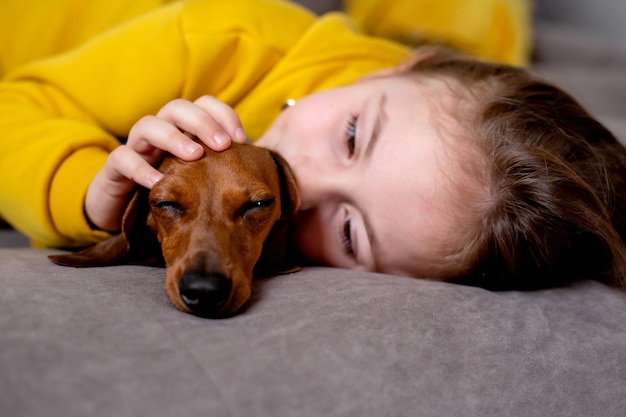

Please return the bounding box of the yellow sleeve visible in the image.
[342,0,533,66]
[0,0,178,77]
[0,0,315,248]
[236,12,410,139]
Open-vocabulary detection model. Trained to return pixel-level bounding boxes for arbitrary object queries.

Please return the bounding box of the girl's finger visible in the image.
[194,95,247,144]
[128,114,203,162]
[106,145,164,190]
[156,98,234,151]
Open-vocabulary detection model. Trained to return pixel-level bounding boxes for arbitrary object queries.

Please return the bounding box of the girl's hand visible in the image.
[85,96,247,232]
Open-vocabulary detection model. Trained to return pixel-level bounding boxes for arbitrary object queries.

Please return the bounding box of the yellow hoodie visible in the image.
[0,0,530,248]
[344,0,531,66]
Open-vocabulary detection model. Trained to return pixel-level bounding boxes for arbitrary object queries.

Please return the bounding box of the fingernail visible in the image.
[213,131,229,147]
[148,172,163,187]
[183,141,201,156]
[235,128,246,142]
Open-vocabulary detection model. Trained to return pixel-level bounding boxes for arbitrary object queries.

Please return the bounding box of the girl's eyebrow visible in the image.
[364,93,388,159]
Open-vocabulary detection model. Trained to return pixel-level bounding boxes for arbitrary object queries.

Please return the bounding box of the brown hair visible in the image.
[407,47,626,290]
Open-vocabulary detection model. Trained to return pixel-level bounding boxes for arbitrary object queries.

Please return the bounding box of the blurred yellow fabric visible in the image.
[0,0,177,77]
[343,0,532,66]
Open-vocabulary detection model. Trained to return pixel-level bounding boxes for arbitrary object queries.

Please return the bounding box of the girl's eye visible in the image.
[342,214,354,257]
[345,114,357,156]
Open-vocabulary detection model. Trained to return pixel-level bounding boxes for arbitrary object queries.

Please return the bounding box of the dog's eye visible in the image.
[242,198,275,216]
[151,200,184,214]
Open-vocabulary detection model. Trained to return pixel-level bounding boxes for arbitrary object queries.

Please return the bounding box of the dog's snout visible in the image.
[179,272,232,317]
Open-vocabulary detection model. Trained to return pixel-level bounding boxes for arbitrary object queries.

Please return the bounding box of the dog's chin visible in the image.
[194,288,252,319]
[190,308,241,320]
[165,293,237,319]
[171,299,249,319]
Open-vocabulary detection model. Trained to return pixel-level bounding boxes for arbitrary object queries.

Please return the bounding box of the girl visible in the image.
[107,47,626,291]
[3,0,624,290]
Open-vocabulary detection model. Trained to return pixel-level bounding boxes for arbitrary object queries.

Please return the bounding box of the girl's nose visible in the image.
[293,157,344,211]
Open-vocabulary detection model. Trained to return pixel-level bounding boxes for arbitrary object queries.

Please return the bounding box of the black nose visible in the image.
[178,272,232,317]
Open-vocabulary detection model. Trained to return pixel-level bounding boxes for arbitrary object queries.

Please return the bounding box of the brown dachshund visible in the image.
[49,143,300,318]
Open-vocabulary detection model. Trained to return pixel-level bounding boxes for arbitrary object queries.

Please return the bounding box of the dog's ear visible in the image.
[254,151,301,277]
[254,218,301,277]
[269,150,300,215]
[48,189,163,267]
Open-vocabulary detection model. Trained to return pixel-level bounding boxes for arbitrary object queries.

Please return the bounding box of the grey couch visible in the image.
[2,8,626,417]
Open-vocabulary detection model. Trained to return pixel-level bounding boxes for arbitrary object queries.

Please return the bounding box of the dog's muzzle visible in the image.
[178,271,232,318]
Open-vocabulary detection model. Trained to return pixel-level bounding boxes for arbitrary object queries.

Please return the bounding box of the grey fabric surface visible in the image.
[1,232,626,417]
[3,18,626,417]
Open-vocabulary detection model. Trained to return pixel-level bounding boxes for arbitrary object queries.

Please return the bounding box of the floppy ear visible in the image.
[254,151,301,277]
[48,189,163,267]
[269,150,300,216]
[254,216,301,277]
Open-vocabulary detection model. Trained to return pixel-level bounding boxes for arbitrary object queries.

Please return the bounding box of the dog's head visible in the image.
[49,143,300,318]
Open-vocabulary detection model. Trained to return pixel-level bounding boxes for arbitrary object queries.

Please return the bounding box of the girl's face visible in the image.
[256,76,471,278]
